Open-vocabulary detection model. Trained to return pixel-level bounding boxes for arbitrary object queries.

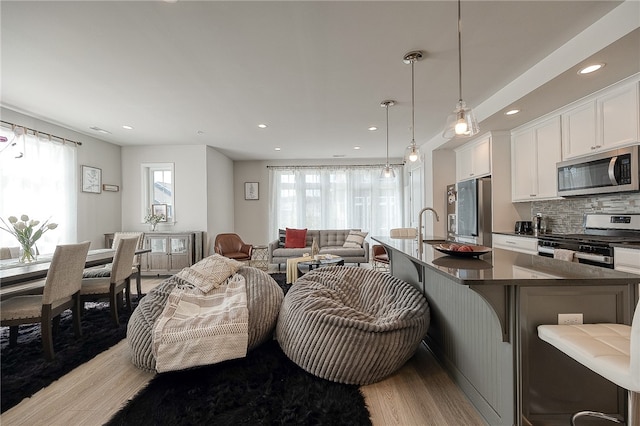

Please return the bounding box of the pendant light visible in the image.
[403,50,423,163]
[443,0,479,139]
[380,100,396,178]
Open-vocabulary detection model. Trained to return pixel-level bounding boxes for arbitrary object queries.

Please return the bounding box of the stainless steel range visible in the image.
[537,213,640,268]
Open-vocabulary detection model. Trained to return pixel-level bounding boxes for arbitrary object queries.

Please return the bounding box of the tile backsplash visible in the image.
[531,193,640,234]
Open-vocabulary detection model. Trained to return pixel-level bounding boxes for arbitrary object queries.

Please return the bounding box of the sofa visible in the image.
[268,229,369,269]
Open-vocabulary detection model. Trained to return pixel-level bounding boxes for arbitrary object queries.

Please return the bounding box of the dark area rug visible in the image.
[1,299,137,413]
[107,339,371,426]
[108,273,371,425]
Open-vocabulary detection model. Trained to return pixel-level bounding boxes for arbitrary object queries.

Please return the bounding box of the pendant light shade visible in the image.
[380,100,396,178]
[443,0,479,139]
[403,50,423,163]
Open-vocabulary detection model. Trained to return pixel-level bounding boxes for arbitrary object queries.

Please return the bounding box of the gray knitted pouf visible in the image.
[276,266,429,385]
[127,266,284,372]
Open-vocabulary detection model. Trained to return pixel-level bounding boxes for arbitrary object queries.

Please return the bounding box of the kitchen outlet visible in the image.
[558,313,583,325]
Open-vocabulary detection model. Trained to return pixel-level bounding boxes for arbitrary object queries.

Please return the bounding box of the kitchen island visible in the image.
[373,236,639,426]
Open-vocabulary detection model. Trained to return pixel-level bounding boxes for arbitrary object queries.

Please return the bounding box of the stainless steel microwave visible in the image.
[557,145,639,197]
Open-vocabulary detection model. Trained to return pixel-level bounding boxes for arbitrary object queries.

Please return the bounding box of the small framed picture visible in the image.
[103,184,119,192]
[245,182,259,200]
[81,165,102,193]
[152,204,168,221]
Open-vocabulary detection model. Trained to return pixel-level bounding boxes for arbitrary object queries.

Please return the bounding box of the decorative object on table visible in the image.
[311,237,319,257]
[244,182,259,200]
[144,207,166,231]
[1,300,138,413]
[0,214,58,263]
[81,165,102,194]
[108,339,371,426]
[433,242,491,258]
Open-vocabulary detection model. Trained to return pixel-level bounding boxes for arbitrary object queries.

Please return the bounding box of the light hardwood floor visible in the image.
[1,276,485,426]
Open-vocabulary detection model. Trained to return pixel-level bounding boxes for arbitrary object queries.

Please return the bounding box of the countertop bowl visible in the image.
[433,243,492,258]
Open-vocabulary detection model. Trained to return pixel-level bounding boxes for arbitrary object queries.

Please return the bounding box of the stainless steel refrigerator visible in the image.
[445,177,492,246]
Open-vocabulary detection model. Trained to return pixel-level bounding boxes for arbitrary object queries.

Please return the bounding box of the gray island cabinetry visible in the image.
[373,236,639,426]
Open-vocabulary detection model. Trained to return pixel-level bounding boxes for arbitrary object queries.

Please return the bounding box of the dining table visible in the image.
[0,248,151,300]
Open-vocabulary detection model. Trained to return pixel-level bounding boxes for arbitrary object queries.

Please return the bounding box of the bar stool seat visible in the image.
[538,303,639,425]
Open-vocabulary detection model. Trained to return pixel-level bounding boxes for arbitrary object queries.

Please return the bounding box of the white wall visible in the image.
[121,144,234,255]
[1,107,122,250]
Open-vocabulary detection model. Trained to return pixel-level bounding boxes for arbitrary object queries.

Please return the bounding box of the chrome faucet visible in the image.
[418,207,440,256]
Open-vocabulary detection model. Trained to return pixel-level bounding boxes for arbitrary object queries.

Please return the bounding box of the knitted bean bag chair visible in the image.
[127,265,283,372]
[276,266,429,385]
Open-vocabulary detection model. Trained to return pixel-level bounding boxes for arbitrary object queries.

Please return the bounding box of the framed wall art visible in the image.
[245,182,259,200]
[81,165,102,193]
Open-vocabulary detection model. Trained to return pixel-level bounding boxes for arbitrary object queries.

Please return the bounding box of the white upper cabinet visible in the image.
[455,135,491,182]
[511,116,562,202]
[562,80,639,159]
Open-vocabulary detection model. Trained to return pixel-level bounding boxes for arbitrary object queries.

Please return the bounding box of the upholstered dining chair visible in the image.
[0,241,91,360]
[389,228,417,239]
[80,236,138,327]
[538,301,640,425]
[84,231,145,295]
[214,233,253,262]
[0,246,19,260]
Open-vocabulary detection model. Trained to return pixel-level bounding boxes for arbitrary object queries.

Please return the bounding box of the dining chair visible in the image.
[80,236,138,326]
[0,246,20,260]
[0,241,91,360]
[83,231,145,295]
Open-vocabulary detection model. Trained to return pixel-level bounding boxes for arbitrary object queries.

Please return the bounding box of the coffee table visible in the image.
[298,256,344,273]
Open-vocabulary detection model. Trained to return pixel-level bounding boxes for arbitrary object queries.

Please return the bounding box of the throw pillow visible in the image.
[278,228,286,247]
[285,228,307,248]
[343,230,368,248]
[175,254,242,293]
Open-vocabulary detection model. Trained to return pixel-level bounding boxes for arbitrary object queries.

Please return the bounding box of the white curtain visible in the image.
[268,165,403,241]
[0,127,77,254]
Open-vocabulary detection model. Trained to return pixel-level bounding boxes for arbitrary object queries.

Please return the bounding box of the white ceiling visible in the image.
[1,1,639,161]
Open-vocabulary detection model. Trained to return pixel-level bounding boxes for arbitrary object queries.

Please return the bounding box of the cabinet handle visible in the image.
[529,194,536,197]
[506,241,516,245]
[469,173,474,176]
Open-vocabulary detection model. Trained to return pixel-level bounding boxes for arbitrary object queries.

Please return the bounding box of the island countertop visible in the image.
[372,236,640,286]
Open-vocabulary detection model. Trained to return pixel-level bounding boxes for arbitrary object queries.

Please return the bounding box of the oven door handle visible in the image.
[575,251,613,264]
[608,156,618,186]
[537,246,613,265]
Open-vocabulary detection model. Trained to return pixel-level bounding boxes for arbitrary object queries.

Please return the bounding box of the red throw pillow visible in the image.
[285,228,308,248]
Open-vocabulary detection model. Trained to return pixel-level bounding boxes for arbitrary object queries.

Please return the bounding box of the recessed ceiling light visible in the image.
[89,126,111,134]
[274,147,281,151]
[368,126,378,131]
[354,146,361,150]
[505,109,520,116]
[578,63,605,75]
[122,125,134,130]
[258,124,268,129]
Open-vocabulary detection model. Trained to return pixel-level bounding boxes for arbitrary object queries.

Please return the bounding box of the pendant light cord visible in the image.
[385,104,390,164]
[411,58,416,144]
[457,0,463,103]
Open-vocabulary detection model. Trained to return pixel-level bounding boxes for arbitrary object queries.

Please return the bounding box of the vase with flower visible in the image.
[144,211,165,232]
[0,214,58,263]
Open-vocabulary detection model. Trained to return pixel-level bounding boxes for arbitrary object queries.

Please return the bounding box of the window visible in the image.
[0,126,77,254]
[141,163,174,222]
[269,166,402,240]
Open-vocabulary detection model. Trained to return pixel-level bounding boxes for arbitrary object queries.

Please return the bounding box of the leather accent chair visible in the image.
[214,233,253,262]
[372,245,389,272]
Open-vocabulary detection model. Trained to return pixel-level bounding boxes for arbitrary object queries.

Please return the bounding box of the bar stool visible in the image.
[538,301,639,425]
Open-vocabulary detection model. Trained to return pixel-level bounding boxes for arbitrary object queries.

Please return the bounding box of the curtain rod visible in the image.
[1,120,83,146]
[267,163,404,170]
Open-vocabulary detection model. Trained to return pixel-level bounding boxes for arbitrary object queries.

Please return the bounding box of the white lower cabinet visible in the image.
[614,247,640,275]
[493,233,538,255]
